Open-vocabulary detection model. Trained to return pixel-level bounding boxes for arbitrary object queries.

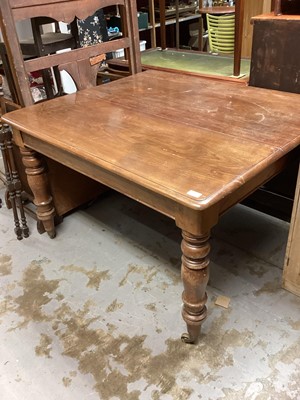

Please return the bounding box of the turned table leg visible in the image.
[20,147,56,238]
[181,230,210,344]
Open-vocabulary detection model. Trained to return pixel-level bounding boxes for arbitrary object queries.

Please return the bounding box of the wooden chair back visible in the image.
[0,0,142,107]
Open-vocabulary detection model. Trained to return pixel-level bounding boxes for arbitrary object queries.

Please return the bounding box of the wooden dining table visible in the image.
[3,69,300,344]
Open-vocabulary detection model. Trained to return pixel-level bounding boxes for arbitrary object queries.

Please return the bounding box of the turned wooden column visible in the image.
[181,230,210,344]
[20,147,56,238]
[233,0,245,77]
[274,0,282,15]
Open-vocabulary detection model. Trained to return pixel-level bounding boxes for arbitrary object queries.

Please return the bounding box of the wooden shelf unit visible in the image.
[138,0,202,49]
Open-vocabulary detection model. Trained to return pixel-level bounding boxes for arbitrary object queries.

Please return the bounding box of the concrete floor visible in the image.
[0,181,300,400]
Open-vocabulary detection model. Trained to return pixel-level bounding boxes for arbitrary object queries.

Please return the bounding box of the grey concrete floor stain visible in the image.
[225,341,300,400]
[169,257,180,267]
[62,376,72,387]
[152,387,193,400]
[265,341,300,398]
[11,261,61,329]
[106,299,124,313]
[60,264,111,290]
[10,264,264,399]
[162,265,181,286]
[35,333,53,358]
[246,262,269,278]
[254,281,282,296]
[145,303,157,312]
[0,258,243,398]
[1,263,299,400]
[0,254,12,276]
[52,300,197,398]
[119,264,158,287]
[288,319,300,330]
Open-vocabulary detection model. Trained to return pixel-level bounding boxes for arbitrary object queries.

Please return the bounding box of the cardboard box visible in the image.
[112,40,146,59]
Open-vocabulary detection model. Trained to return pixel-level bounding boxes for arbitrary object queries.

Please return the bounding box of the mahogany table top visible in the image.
[3,69,300,215]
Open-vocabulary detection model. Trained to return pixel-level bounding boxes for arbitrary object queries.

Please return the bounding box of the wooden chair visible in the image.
[206,13,235,54]
[0,0,141,106]
[0,0,142,237]
[0,17,78,102]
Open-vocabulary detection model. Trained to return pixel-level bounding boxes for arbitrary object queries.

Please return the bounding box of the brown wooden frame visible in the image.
[0,0,142,107]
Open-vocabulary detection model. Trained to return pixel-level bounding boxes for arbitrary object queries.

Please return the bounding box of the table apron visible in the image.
[217,151,298,217]
[19,132,298,236]
[20,132,222,234]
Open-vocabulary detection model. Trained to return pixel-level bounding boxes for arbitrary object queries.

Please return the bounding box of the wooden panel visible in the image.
[10,0,67,6]
[11,0,125,22]
[24,38,130,72]
[280,0,300,14]
[283,163,300,296]
[262,0,272,13]
[250,16,300,93]
[241,0,271,58]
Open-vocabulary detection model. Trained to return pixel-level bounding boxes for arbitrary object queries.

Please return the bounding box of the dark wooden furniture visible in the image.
[274,0,300,15]
[248,13,300,220]
[3,69,300,343]
[250,13,300,94]
[0,0,142,234]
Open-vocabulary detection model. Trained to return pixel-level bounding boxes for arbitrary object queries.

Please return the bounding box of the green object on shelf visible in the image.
[137,12,148,30]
